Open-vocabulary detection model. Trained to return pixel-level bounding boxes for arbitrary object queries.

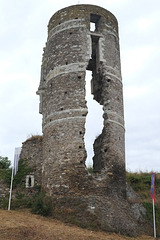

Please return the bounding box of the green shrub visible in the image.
[15,192,24,199]
[31,192,53,217]
[87,166,93,174]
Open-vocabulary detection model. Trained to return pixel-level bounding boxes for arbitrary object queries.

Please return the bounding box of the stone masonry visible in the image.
[37,4,126,197]
[21,136,43,188]
[19,4,149,236]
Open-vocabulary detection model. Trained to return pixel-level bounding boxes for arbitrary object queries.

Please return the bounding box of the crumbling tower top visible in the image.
[48,4,118,33]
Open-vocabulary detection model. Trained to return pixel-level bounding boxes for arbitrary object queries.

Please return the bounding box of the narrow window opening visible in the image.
[28,177,31,187]
[90,13,101,32]
[84,70,103,168]
[26,175,34,188]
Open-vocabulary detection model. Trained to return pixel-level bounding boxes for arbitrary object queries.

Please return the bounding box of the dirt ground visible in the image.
[0,209,156,240]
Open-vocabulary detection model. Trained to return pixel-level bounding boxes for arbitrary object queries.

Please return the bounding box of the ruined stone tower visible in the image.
[37,4,125,195]
[36,5,144,235]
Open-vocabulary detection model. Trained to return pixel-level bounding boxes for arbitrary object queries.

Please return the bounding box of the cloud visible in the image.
[122,45,155,80]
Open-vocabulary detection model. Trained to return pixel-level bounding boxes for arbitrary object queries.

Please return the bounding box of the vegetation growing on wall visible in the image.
[0,157,33,209]
[26,135,42,142]
[127,171,160,236]
[31,191,53,216]
[13,158,32,188]
[126,172,160,202]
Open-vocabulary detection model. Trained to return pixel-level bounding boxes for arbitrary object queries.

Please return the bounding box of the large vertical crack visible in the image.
[84,71,103,167]
[84,22,104,169]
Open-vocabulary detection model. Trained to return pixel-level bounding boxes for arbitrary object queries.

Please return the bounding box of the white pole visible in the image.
[8,167,14,211]
[152,199,156,238]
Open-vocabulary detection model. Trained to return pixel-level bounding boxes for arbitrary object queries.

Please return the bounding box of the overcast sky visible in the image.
[0,0,160,172]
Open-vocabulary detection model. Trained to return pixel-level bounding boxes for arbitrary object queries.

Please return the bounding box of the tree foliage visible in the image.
[0,156,11,169]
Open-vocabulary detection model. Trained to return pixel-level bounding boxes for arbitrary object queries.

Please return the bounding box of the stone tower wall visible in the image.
[20,136,43,188]
[37,4,125,196]
[4,5,149,235]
